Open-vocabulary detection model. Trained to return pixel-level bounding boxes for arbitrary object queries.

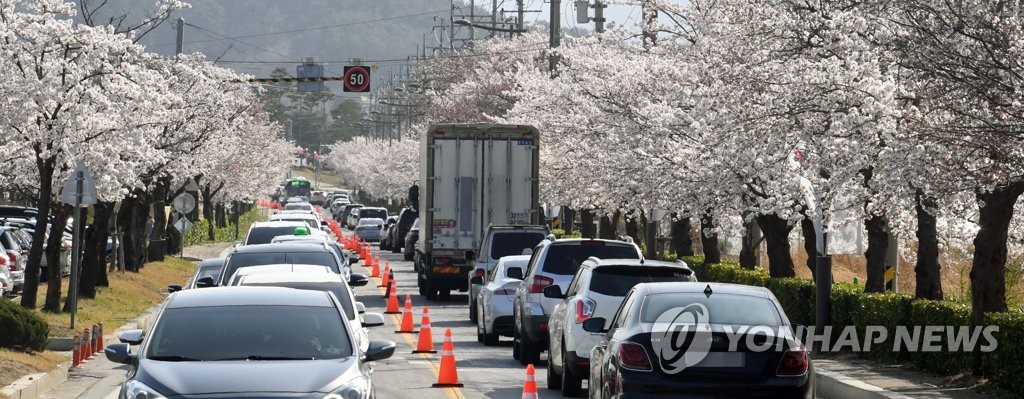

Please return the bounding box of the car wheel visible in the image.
[481,306,499,346]
[512,327,522,360]
[519,329,541,365]
[548,350,563,390]
[469,298,478,323]
[561,347,583,397]
[476,320,484,343]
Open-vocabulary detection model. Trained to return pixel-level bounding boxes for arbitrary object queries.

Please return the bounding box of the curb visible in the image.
[817,368,915,399]
[0,361,71,399]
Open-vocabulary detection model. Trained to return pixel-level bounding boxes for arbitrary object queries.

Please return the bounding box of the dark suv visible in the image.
[512,236,642,364]
[387,207,418,253]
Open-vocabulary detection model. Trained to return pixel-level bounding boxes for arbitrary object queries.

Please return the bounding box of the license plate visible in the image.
[692,352,745,368]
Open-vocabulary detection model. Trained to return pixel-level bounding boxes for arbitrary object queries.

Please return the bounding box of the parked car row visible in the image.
[0,206,83,296]
[127,197,397,398]
[464,232,814,398]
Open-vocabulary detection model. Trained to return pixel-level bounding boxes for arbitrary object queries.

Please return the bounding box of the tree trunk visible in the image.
[756,213,796,278]
[132,194,151,268]
[563,207,575,235]
[216,203,227,228]
[970,182,1024,375]
[625,211,642,245]
[78,202,112,299]
[21,155,56,309]
[864,214,889,293]
[148,177,169,262]
[580,209,596,238]
[670,212,694,257]
[44,204,72,313]
[202,186,215,241]
[739,216,758,269]
[118,196,148,272]
[599,211,618,239]
[700,212,721,264]
[914,190,943,300]
[800,217,817,281]
[95,201,114,287]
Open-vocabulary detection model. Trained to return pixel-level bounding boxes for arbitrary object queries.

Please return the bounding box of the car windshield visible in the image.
[245,226,306,245]
[241,282,355,321]
[147,305,352,361]
[196,266,221,281]
[590,267,693,296]
[641,292,783,326]
[490,232,546,260]
[359,209,387,219]
[541,243,639,275]
[275,218,318,230]
[223,252,340,283]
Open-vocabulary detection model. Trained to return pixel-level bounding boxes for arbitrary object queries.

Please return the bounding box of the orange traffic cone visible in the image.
[384,280,400,313]
[413,307,437,354]
[522,364,538,399]
[379,265,391,288]
[370,257,381,277]
[432,328,463,388]
[396,295,418,333]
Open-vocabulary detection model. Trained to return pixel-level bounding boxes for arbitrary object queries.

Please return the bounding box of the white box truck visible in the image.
[414,123,541,300]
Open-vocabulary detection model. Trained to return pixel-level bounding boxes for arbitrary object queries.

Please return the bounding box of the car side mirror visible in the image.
[582,317,607,333]
[364,340,397,362]
[543,285,564,299]
[104,343,135,365]
[470,276,483,285]
[118,330,145,345]
[507,267,524,280]
[349,257,359,265]
[167,284,182,293]
[356,302,366,314]
[196,276,216,288]
[361,312,386,328]
[349,273,369,287]
[322,220,329,226]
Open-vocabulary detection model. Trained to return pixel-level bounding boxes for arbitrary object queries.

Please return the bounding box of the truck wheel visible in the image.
[424,279,438,300]
[439,289,451,300]
[417,274,426,296]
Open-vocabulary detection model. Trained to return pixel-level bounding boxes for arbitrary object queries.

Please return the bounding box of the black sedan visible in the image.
[105,286,395,399]
[584,282,814,399]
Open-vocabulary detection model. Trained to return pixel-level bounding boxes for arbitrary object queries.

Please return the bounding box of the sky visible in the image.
[487,0,643,35]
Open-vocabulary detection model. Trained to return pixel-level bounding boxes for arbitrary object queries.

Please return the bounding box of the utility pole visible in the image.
[175,17,184,54]
[595,1,606,33]
[517,0,525,33]
[641,0,657,49]
[469,0,476,42]
[492,0,498,38]
[550,0,561,76]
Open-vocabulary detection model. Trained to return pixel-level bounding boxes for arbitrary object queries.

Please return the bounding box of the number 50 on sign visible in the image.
[343,66,371,92]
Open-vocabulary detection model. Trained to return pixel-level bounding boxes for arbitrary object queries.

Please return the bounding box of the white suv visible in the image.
[544,258,697,395]
[512,236,642,365]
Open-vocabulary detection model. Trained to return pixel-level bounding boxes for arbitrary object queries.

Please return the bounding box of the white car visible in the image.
[354,218,385,242]
[283,202,316,213]
[235,272,386,354]
[545,258,697,395]
[225,263,333,286]
[475,255,529,346]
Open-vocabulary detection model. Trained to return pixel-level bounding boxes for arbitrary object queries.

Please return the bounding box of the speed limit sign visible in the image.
[343,66,370,92]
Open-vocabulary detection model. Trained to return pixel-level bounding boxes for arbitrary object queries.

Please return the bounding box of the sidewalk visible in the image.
[814,352,1000,399]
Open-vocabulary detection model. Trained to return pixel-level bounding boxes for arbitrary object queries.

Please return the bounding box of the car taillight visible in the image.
[472,268,486,280]
[0,256,6,266]
[777,349,808,376]
[528,275,554,293]
[7,252,17,271]
[494,288,517,295]
[618,341,652,371]
[575,298,596,323]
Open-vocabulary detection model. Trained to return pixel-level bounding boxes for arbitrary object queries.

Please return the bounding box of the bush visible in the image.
[908,300,972,375]
[184,207,263,247]
[0,300,50,352]
[986,310,1024,395]
[852,293,913,361]
[765,278,816,326]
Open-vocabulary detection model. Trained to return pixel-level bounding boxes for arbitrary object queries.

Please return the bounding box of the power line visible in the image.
[151,9,449,47]
[211,42,550,66]
[184,22,294,60]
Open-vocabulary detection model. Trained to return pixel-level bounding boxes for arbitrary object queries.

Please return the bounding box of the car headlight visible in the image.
[123,380,167,399]
[323,376,371,399]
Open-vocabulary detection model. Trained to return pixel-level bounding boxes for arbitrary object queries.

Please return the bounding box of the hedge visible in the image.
[184,207,264,247]
[0,299,50,352]
[682,255,1024,395]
